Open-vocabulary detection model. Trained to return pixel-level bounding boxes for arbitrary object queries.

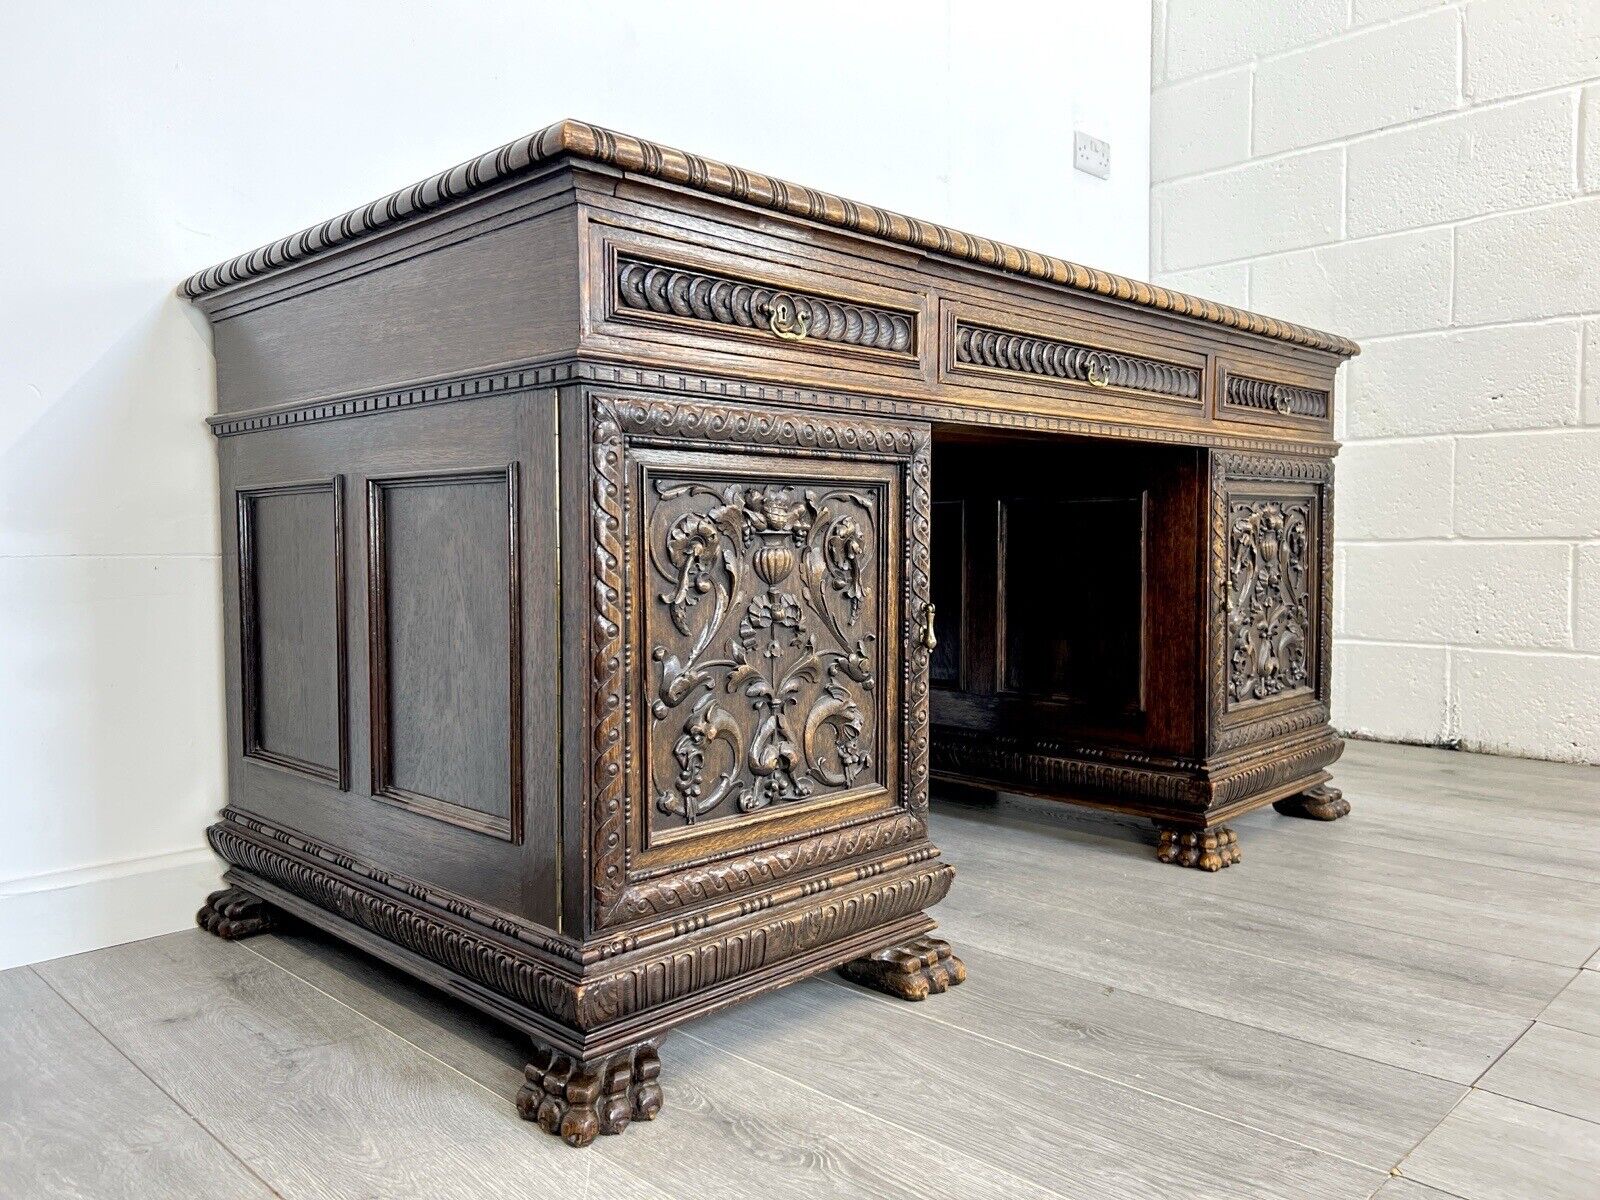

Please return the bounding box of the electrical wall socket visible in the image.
[1073,131,1110,180]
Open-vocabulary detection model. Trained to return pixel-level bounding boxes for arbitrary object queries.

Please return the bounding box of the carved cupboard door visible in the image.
[1207,452,1333,754]
[587,394,932,929]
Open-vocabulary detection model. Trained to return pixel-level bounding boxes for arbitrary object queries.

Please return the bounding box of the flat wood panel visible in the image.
[36,934,661,1200]
[1400,1090,1600,1200]
[0,966,274,1200]
[1001,493,1144,711]
[370,468,520,839]
[929,498,963,687]
[242,482,344,783]
[212,200,580,413]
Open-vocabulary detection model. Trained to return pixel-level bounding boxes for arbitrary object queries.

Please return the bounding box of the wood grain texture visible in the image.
[34,933,663,1199]
[1539,969,1600,1037]
[1399,1090,1600,1200]
[244,931,1049,1199]
[0,966,274,1200]
[1477,1022,1600,1123]
[936,807,1575,1020]
[871,942,1463,1170]
[699,976,1384,1198]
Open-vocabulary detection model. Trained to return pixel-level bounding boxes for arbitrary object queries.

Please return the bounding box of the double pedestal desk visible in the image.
[186,121,1358,1147]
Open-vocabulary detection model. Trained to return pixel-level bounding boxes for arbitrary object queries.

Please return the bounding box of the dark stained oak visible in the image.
[183,120,1357,1144]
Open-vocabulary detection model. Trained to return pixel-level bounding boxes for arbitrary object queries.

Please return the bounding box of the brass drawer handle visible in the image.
[766,294,810,342]
[1086,354,1112,389]
[920,603,937,651]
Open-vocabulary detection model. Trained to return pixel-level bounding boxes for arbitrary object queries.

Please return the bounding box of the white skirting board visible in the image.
[0,849,223,971]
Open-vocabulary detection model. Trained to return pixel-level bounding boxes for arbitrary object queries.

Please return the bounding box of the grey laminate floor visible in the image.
[5,741,1598,1199]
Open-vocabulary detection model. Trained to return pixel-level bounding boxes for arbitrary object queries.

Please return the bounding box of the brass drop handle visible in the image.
[1086,354,1112,389]
[766,294,810,342]
[920,603,938,651]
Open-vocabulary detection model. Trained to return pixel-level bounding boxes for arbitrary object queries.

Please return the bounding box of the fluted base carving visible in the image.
[1273,783,1351,821]
[838,935,966,1001]
[516,1037,664,1147]
[196,886,276,939]
[1155,825,1241,872]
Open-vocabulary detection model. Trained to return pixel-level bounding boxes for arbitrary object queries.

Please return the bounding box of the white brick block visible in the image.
[1336,438,1454,540]
[1576,544,1600,652]
[1346,322,1583,438]
[1347,92,1578,238]
[1163,0,1346,82]
[1151,67,1252,181]
[1152,0,1169,98]
[1352,0,1446,23]
[1254,10,1460,155]
[1342,543,1571,646]
[1249,229,1452,339]
[1583,85,1600,193]
[1452,650,1600,763]
[1153,262,1251,308]
[1156,148,1343,271]
[1586,321,1600,424]
[1331,640,1450,744]
[1455,198,1600,325]
[1465,0,1600,104]
[1454,430,1600,538]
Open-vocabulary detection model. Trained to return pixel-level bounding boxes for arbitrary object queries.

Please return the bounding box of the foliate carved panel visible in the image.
[954,321,1202,402]
[590,394,930,929]
[615,256,916,356]
[643,474,888,829]
[1226,495,1314,705]
[1208,453,1333,750]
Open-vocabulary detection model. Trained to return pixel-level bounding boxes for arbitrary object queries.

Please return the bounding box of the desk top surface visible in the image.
[180,119,1358,361]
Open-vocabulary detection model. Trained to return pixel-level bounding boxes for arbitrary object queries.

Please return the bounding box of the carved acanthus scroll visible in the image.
[1226,497,1313,704]
[647,478,883,827]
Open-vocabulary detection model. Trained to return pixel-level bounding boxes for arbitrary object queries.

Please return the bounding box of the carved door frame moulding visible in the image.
[587,392,932,930]
[1206,452,1334,755]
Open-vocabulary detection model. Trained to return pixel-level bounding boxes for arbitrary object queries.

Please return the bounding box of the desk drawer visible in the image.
[592,223,926,381]
[1214,358,1334,433]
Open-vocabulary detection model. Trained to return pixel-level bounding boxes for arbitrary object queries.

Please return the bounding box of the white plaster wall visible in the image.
[1151,0,1600,764]
[0,1,1151,968]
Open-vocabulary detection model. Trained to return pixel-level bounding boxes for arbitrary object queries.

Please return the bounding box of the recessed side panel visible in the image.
[238,479,348,788]
[368,467,522,841]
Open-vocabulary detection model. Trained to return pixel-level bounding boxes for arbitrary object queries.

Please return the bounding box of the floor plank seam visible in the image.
[927,920,1481,1088]
[956,871,1562,1028]
[945,841,1596,972]
[1467,1018,1538,1088]
[28,963,288,1200]
[674,1026,1066,1197]
[825,974,1403,1177]
[234,939,680,1199]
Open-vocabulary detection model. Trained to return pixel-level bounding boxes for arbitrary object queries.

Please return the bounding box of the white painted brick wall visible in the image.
[1152,0,1600,763]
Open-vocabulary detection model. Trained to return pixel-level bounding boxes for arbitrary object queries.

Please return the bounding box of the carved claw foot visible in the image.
[196,886,276,939]
[1273,783,1351,821]
[1155,825,1241,871]
[838,935,966,1000]
[516,1037,664,1147]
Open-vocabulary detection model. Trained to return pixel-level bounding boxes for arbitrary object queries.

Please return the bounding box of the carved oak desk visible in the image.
[184,120,1358,1146]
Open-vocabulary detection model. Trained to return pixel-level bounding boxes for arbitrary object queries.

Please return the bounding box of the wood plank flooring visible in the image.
[4,740,1598,1198]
